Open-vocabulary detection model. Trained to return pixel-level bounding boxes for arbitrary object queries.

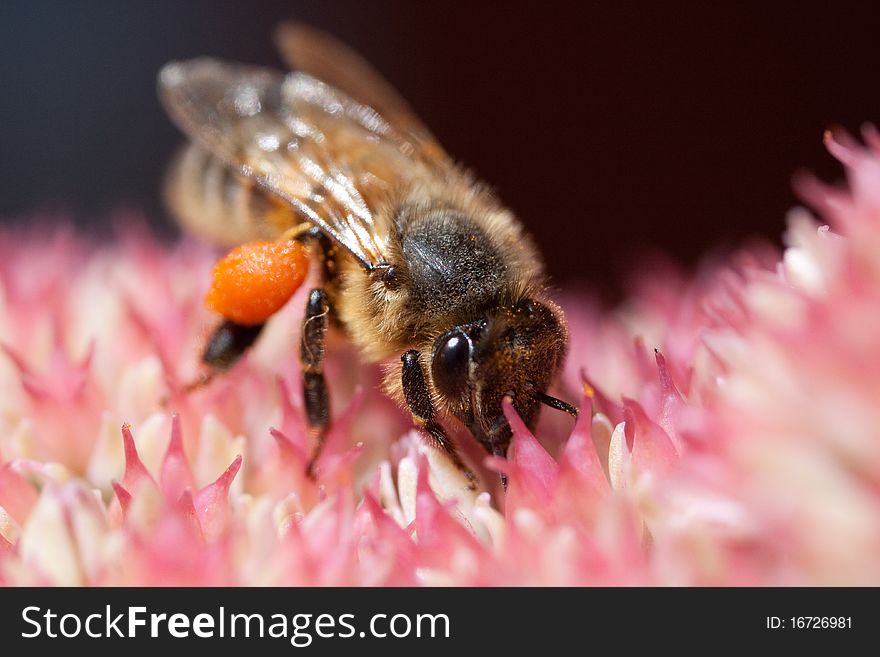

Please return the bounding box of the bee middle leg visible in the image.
[301,288,331,478]
[400,350,477,490]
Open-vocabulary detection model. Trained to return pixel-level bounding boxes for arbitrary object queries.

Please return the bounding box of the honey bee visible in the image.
[159,24,577,488]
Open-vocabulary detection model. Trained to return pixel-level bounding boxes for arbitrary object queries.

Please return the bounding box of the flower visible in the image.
[2,129,880,585]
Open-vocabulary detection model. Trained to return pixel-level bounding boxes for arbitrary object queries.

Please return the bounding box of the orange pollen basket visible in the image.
[205,240,309,325]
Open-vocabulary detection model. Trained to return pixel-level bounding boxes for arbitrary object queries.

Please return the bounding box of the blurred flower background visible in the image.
[2,130,880,585]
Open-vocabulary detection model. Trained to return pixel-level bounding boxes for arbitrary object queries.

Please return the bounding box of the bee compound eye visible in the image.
[372,263,401,290]
[381,266,399,289]
[431,330,472,399]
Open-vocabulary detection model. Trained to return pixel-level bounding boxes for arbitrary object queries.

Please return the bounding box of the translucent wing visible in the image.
[274,23,449,166]
[159,57,441,269]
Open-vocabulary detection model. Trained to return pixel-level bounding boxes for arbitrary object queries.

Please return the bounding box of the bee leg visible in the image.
[301,288,331,478]
[481,413,511,491]
[186,229,321,394]
[202,319,265,371]
[489,432,510,492]
[167,319,265,404]
[401,350,478,491]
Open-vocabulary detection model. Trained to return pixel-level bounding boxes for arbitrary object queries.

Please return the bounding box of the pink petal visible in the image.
[654,350,685,452]
[121,423,156,492]
[159,414,195,501]
[0,463,39,525]
[632,335,656,382]
[503,397,559,499]
[176,490,203,541]
[318,443,365,491]
[361,492,417,584]
[193,454,241,540]
[622,399,678,477]
[414,457,481,551]
[111,481,132,517]
[560,393,610,491]
[270,427,307,464]
[266,427,316,502]
[276,376,310,454]
[824,127,860,167]
[581,370,624,425]
[363,492,412,548]
[311,386,365,481]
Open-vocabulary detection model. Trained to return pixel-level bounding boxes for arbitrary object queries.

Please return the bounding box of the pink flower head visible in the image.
[3,130,880,585]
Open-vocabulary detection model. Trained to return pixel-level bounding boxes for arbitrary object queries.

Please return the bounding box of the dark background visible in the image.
[1,1,878,298]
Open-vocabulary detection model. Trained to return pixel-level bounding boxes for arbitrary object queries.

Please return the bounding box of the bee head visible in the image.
[430,298,570,456]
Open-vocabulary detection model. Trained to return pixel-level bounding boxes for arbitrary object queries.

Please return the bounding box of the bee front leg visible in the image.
[400,350,477,490]
[301,288,331,478]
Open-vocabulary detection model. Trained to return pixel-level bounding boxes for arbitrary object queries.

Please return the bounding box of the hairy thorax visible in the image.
[334,192,545,363]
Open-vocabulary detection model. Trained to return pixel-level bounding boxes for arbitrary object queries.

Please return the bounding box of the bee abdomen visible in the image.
[165,144,296,245]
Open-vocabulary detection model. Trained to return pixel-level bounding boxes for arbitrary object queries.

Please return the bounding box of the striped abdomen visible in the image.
[165,144,297,246]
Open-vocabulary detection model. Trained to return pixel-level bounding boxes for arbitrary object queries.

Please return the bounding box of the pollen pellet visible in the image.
[205,240,308,325]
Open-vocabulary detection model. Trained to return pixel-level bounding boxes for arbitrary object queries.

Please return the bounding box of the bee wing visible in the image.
[159,58,439,269]
[274,22,449,166]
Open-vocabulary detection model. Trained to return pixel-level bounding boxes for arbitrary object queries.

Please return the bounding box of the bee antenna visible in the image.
[535,392,579,418]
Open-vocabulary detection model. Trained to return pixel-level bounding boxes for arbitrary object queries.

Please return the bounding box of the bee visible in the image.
[159,24,577,488]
